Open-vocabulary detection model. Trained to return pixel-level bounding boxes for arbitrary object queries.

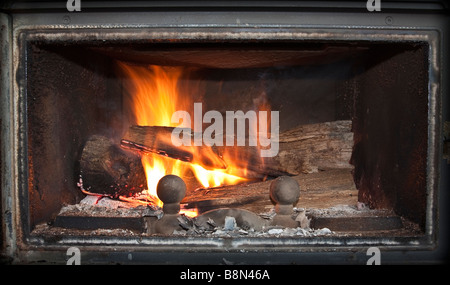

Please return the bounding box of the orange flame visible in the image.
[119,63,255,217]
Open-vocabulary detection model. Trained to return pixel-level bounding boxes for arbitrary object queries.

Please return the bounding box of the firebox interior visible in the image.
[24,40,428,235]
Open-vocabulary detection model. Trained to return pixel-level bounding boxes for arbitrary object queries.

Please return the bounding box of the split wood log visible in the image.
[120,120,353,178]
[182,168,358,214]
[272,120,354,174]
[79,135,147,196]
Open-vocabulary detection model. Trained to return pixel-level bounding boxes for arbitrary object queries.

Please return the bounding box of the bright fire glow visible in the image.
[118,63,258,217]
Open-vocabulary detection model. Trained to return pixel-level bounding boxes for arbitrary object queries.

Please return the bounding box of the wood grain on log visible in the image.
[182,168,357,214]
[80,135,147,196]
[274,120,354,174]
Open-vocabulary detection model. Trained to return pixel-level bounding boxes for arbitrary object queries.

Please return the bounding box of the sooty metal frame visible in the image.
[1,2,449,264]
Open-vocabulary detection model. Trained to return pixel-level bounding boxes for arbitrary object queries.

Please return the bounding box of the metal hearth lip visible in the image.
[25,235,433,250]
[1,9,447,263]
[17,234,437,264]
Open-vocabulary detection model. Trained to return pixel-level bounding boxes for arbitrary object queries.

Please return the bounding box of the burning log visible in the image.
[215,120,353,177]
[120,120,353,178]
[79,135,147,196]
[120,125,296,178]
[121,125,227,170]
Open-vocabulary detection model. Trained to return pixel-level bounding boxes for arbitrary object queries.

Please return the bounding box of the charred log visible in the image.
[79,135,147,196]
[121,125,227,170]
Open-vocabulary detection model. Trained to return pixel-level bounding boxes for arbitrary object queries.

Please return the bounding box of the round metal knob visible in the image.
[269,176,300,206]
[269,176,300,227]
[156,174,186,214]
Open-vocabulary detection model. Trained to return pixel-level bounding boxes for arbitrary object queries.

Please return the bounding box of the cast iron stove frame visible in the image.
[1,2,449,264]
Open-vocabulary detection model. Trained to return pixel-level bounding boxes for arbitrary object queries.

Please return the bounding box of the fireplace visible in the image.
[1,1,449,265]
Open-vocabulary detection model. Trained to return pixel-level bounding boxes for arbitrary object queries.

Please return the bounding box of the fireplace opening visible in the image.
[24,39,428,239]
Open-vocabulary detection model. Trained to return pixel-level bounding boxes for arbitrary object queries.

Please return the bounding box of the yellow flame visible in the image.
[119,63,262,216]
[190,164,247,188]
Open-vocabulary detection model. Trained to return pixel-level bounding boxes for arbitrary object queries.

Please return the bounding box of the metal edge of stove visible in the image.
[0,0,449,13]
[1,9,449,264]
[0,12,14,263]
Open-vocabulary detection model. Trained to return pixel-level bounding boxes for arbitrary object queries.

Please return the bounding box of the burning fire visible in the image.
[119,63,259,216]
